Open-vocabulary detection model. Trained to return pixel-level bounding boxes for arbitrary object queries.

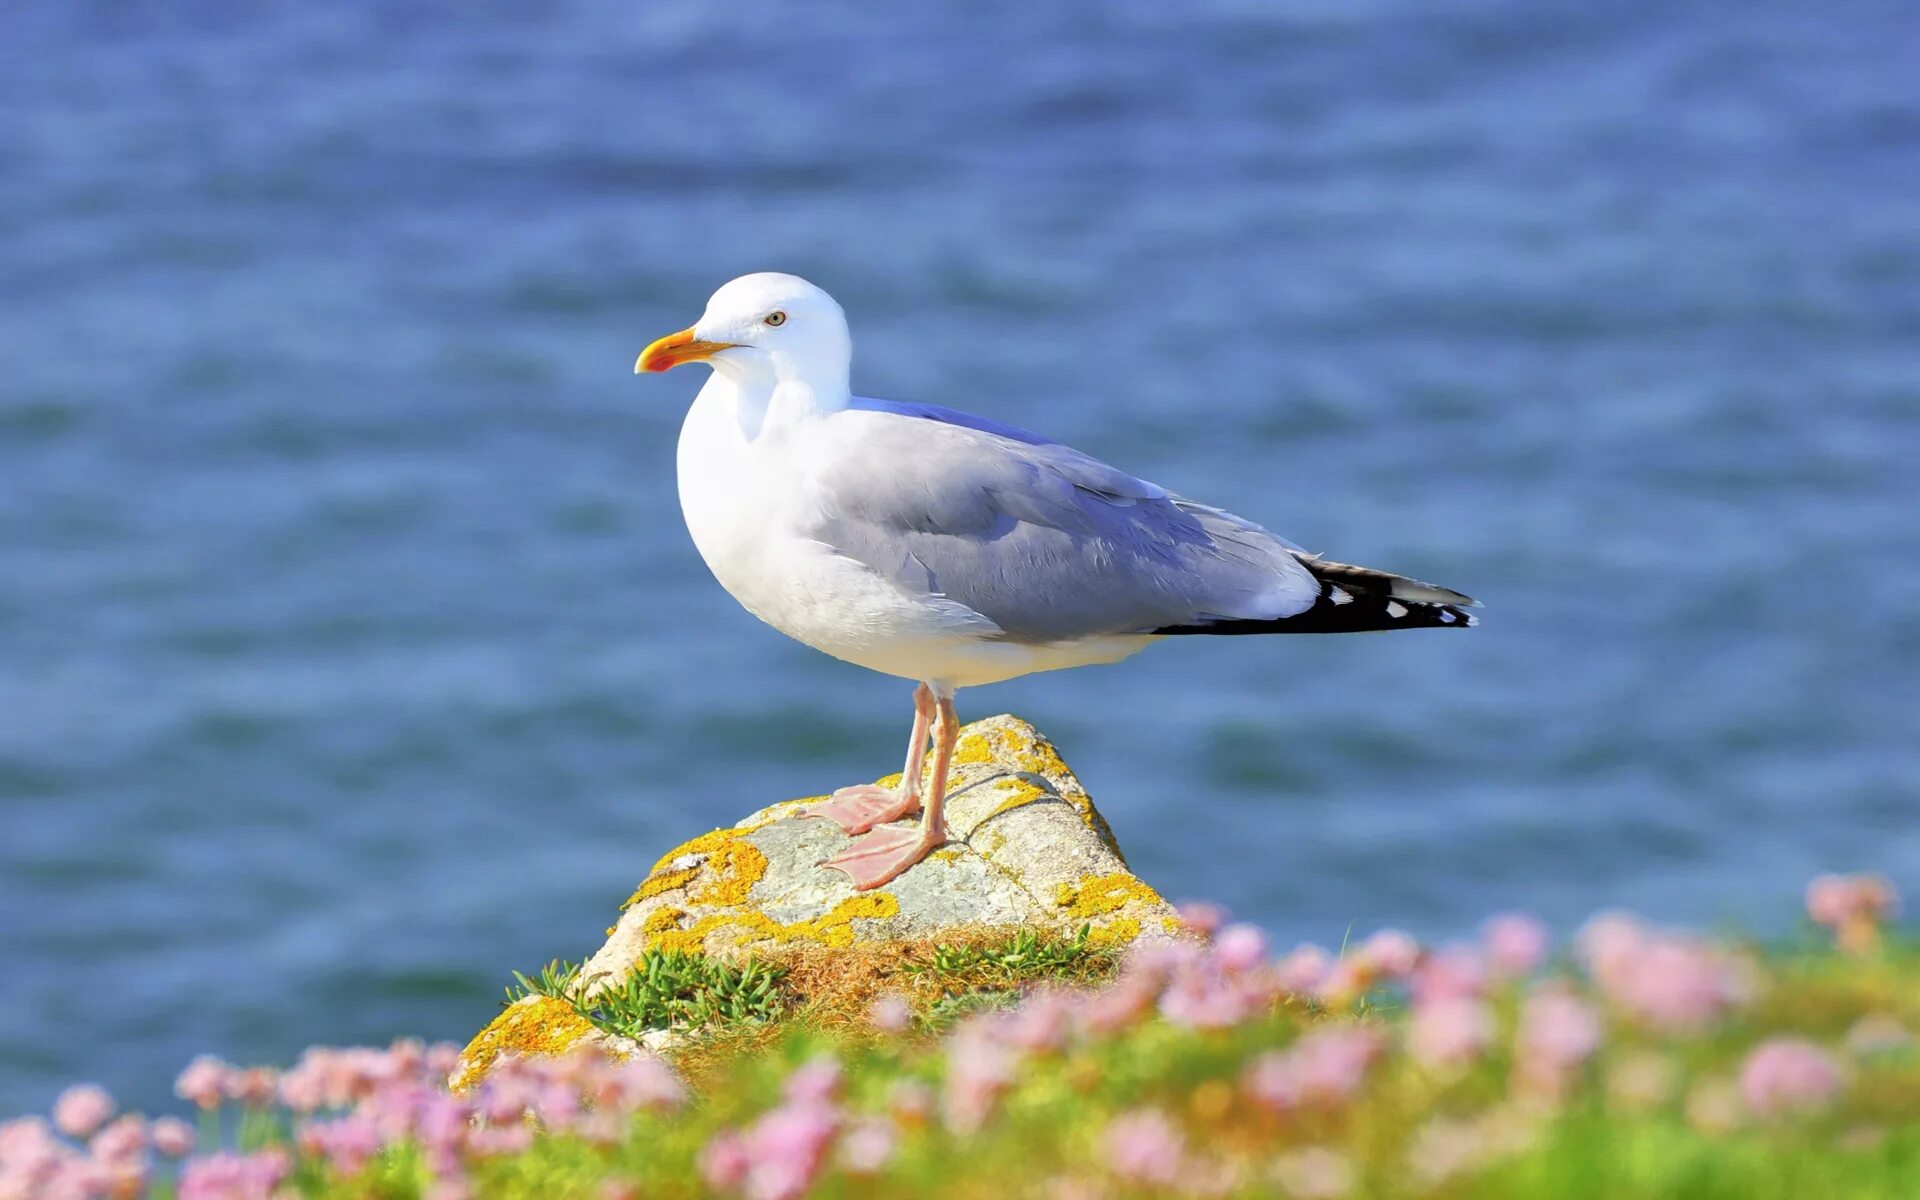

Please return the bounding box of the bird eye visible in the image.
[763,311,787,327]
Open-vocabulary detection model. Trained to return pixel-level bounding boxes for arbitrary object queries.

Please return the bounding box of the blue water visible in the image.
[3,0,1917,1115]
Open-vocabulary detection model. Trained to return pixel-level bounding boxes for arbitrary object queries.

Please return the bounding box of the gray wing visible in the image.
[799,406,1319,643]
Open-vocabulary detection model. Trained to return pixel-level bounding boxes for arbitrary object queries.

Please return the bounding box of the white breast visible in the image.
[674,378,1154,688]
[675,380,949,662]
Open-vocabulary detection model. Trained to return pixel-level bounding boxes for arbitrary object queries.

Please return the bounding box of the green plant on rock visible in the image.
[900,924,1119,1030]
[909,924,1110,983]
[509,951,789,1041]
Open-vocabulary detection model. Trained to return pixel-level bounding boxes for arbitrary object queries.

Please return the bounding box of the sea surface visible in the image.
[2,0,1917,1114]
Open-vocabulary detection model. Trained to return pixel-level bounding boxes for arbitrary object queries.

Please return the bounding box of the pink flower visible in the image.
[532,1080,582,1130]
[1176,901,1228,936]
[1299,1027,1385,1098]
[1410,945,1486,1004]
[781,1057,843,1107]
[427,1042,464,1079]
[1482,914,1549,979]
[177,1149,290,1200]
[1578,916,1748,1034]
[868,993,913,1034]
[739,1106,838,1200]
[1103,1109,1184,1187]
[1076,973,1159,1034]
[1246,1025,1387,1111]
[1358,929,1421,979]
[1613,939,1747,1034]
[1741,1039,1842,1119]
[277,1062,328,1113]
[224,1067,279,1108]
[175,1056,231,1111]
[1575,911,1645,991]
[943,1021,1019,1134]
[1160,969,1254,1030]
[300,1115,384,1175]
[838,1120,895,1173]
[1004,990,1077,1052]
[1214,924,1268,974]
[87,1114,148,1165]
[1407,997,1495,1068]
[466,1123,534,1157]
[590,1054,686,1112]
[1274,945,1332,995]
[1,1116,61,1176]
[1806,874,1900,954]
[52,1085,114,1139]
[1517,988,1601,1070]
[150,1116,197,1158]
[699,1134,750,1190]
[413,1095,472,1173]
[1806,874,1899,926]
[1514,987,1601,1098]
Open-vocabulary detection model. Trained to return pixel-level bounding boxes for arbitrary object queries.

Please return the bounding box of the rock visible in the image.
[455,715,1178,1087]
[592,715,1178,967]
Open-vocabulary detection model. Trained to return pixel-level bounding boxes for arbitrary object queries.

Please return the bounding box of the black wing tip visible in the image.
[1154,581,1481,636]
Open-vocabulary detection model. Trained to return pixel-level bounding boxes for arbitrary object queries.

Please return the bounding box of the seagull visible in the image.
[636,273,1477,891]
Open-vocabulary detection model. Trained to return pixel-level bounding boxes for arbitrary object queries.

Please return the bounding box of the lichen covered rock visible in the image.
[589,715,1177,976]
[456,715,1177,1086]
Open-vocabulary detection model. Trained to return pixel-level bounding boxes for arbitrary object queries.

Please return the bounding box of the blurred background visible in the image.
[2,0,1916,1114]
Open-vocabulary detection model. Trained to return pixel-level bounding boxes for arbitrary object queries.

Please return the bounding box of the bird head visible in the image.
[635,272,850,394]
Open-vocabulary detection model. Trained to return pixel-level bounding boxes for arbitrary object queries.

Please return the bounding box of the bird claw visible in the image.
[818,824,945,891]
[799,783,920,836]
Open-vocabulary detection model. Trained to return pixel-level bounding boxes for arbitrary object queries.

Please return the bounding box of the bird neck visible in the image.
[704,365,850,442]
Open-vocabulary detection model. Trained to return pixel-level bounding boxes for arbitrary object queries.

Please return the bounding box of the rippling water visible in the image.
[3,0,1916,1113]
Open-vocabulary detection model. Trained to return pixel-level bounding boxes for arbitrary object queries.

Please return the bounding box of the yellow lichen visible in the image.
[622,825,772,912]
[645,826,751,877]
[1087,916,1141,947]
[642,907,687,940]
[988,776,1052,818]
[1008,726,1073,780]
[452,996,596,1092]
[623,866,698,909]
[690,837,770,907]
[646,893,901,954]
[1055,871,1166,920]
[951,732,995,766]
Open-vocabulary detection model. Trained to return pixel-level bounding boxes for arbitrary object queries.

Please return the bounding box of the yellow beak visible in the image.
[635,327,735,373]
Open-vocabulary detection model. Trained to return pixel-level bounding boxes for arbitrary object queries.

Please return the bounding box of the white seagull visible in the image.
[637,273,1477,890]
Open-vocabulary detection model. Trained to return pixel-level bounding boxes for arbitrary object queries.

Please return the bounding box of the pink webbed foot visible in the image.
[799,784,921,837]
[818,823,946,891]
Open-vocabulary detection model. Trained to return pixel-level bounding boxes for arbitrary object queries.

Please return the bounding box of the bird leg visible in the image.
[819,689,955,890]
[800,683,933,835]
